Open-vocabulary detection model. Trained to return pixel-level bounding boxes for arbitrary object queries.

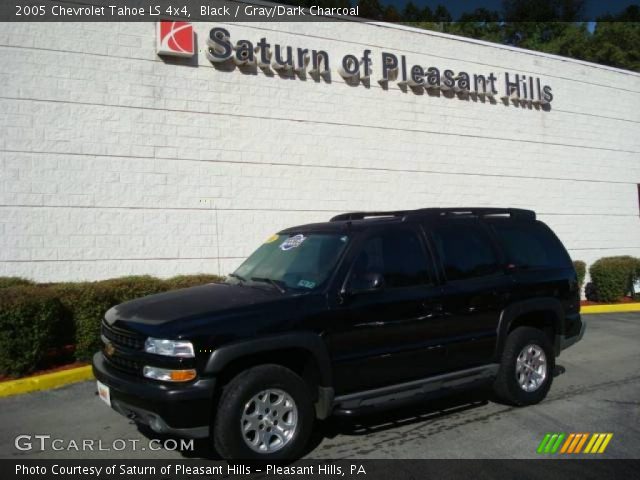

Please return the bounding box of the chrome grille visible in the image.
[101,320,145,376]
[105,354,143,375]
[101,321,144,350]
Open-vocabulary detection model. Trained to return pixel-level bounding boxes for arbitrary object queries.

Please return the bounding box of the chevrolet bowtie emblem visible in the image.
[104,342,115,357]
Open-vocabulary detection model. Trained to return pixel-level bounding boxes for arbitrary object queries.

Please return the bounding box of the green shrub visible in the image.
[0,277,34,289]
[96,275,168,303]
[0,287,63,377]
[589,256,640,303]
[71,283,118,361]
[0,274,227,370]
[164,274,223,290]
[44,282,92,348]
[573,260,586,290]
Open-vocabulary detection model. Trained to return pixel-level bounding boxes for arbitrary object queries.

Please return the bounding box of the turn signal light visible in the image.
[143,366,196,382]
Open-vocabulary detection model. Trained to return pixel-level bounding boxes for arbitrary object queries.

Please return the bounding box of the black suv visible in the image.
[93,207,585,460]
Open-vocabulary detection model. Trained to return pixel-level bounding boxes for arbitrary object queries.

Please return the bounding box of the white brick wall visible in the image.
[0,20,639,282]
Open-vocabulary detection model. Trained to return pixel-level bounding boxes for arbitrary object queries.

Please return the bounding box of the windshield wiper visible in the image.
[250,277,287,294]
[228,273,247,284]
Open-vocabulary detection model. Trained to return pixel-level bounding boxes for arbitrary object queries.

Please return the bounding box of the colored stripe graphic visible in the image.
[584,434,600,453]
[597,434,613,453]
[539,433,613,454]
[567,433,583,453]
[574,433,589,453]
[550,433,565,453]
[537,434,552,454]
[560,433,575,453]
[585,433,614,454]
[537,433,565,454]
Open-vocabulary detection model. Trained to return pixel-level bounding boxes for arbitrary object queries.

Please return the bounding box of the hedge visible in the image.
[0,274,223,375]
[0,287,63,376]
[0,277,34,289]
[589,256,640,303]
[164,274,221,290]
[572,260,586,290]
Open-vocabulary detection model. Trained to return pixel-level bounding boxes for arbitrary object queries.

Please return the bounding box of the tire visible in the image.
[213,364,314,460]
[493,326,555,406]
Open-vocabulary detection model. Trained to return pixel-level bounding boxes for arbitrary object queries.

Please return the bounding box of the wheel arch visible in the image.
[203,332,333,388]
[496,298,564,359]
[204,333,334,419]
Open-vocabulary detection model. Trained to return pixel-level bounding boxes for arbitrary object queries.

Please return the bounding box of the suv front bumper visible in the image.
[92,352,215,438]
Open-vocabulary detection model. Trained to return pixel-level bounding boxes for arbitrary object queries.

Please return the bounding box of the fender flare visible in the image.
[203,332,333,387]
[495,298,564,358]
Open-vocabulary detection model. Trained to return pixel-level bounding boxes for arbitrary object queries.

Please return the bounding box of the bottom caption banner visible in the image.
[3,460,640,480]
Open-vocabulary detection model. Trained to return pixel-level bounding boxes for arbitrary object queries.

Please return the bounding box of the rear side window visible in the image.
[429,221,500,281]
[351,229,431,288]
[489,220,571,269]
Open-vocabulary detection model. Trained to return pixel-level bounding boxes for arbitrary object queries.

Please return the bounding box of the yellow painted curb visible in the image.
[582,303,640,314]
[0,365,94,398]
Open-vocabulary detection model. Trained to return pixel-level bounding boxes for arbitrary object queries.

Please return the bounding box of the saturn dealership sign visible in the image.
[157,22,553,106]
[156,21,195,57]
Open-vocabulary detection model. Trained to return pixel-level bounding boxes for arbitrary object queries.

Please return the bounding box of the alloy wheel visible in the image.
[240,389,298,453]
[515,344,547,392]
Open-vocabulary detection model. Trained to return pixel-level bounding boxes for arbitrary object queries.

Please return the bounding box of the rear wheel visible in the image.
[494,326,554,406]
[213,364,314,460]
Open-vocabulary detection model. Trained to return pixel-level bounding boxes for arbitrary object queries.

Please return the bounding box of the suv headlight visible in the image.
[144,337,195,358]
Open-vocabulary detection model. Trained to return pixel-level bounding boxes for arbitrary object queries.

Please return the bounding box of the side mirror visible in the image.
[349,272,385,296]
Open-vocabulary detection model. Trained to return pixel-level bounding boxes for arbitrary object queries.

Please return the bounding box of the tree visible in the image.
[384,5,401,22]
[420,5,434,22]
[433,4,453,23]
[589,17,640,71]
[402,1,421,23]
[358,0,385,21]
[353,0,640,73]
[450,8,503,42]
[502,0,585,22]
[500,0,585,48]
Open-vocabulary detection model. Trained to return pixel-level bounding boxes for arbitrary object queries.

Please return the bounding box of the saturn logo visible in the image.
[104,342,115,357]
[156,21,195,58]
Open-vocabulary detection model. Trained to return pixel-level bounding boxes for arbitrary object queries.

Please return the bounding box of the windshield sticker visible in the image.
[264,234,279,244]
[298,279,316,289]
[280,234,306,251]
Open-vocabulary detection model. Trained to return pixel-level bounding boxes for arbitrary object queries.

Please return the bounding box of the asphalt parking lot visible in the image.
[1,313,639,460]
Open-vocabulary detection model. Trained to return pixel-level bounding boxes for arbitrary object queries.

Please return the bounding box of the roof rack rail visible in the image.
[330,210,409,222]
[330,208,535,222]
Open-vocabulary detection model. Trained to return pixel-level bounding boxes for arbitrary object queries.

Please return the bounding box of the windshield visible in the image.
[229,233,350,292]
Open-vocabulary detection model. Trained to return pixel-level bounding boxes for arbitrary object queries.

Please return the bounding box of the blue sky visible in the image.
[382,0,639,20]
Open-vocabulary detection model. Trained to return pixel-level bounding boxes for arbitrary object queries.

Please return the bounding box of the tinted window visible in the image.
[232,233,349,291]
[490,220,571,269]
[430,221,500,281]
[350,229,430,288]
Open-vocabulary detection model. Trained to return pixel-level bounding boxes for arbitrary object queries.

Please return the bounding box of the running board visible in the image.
[332,364,499,415]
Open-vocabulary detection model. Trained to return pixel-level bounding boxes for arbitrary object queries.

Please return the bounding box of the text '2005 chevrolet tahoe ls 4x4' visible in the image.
[93,207,585,460]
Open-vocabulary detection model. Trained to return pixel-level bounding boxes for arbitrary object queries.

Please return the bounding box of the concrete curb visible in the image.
[0,365,93,398]
[1,303,639,398]
[581,303,640,314]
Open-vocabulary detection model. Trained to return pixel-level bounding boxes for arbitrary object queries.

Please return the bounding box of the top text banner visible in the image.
[0,0,358,21]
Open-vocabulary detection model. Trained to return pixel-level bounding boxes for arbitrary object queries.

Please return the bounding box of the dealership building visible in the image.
[0,16,639,283]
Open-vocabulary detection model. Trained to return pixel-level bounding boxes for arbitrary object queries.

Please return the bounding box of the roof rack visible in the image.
[330,208,536,222]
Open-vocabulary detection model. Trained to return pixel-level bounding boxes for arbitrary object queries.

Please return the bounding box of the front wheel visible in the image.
[213,364,314,460]
[493,326,555,406]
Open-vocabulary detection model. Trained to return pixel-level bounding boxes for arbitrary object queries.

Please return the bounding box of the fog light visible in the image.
[143,366,196,382]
